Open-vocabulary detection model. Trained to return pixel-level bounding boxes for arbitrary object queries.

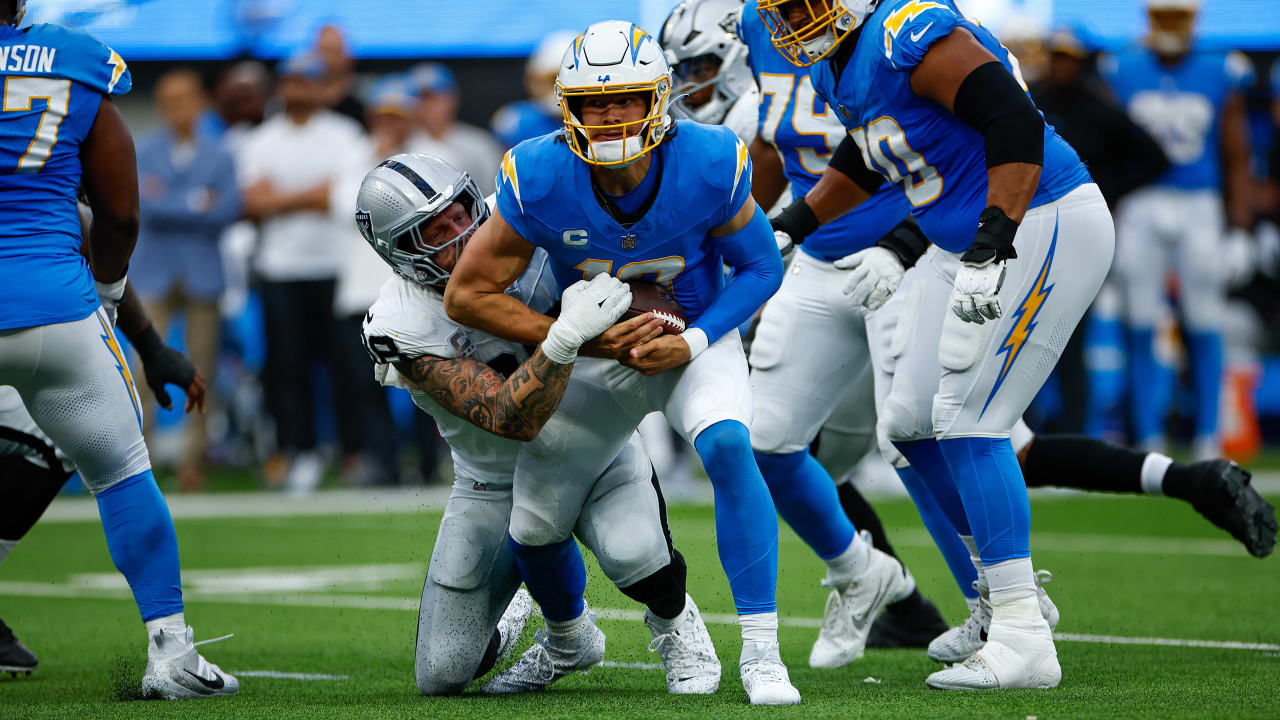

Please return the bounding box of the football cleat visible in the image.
[0,618,37,678]
[928,570,1058,664]
[495,589,535,666]
[809,545,913,669]
[141,627,239,700]
[482,611,605,694]
[645,594,721,694]
[867,591,951,649]
[1181,460,1276,558]
[739,641,801,706]
[926,616,1061,691]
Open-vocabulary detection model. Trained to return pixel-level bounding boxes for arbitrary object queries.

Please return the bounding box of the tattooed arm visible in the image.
[394,348,574,442]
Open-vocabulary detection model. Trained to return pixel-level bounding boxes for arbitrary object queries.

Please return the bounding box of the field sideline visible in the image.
[0,488,1276,719]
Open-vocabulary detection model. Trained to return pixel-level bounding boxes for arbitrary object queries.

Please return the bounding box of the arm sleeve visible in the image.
[693,205,783,342]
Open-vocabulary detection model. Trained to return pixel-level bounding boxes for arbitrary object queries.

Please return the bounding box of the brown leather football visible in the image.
[622,280,687,335]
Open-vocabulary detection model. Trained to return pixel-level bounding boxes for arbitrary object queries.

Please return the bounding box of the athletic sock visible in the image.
[739,611,778,645]
[695,421,778,615]
[144,612,187,640]
[1185,330,1223,442]
[94,469,184,622]
[508,535,586,623]
[984,557,1039,620]
[544,607,592,640]
[619,559,687,622]
[938,437,1031,565]
[835,480,893,556]
[896,465,978,598]
[822,532,871,588]
[1141,453,1175,496]
[1022,435,1145,493]
[755,449,855,559]
[1128,328,1169,447]
[893,438,971,534]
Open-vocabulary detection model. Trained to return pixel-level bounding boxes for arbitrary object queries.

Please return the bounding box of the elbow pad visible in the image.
[829,134,887,195]
[953,61,1044,168]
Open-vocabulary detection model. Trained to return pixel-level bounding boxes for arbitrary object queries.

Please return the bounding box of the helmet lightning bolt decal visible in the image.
[979,215,1057,419]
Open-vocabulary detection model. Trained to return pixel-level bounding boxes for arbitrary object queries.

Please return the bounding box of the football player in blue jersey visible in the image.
[0,1,236,699]
[758,0,1115,689]
[445,21,801,705]
[1100,0,1255,460]
[491,30,579,149]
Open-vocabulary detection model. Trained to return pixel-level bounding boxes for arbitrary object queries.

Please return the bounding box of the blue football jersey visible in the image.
[808,0,1090,253]
[0,23,131,330]
[495,120,755,336]
[739,0,908,261]
[1101,46,1253,191]
[490,100,564,150]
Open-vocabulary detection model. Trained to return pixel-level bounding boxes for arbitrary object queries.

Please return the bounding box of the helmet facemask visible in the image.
[557,80,672,168]
[756,0,867,68]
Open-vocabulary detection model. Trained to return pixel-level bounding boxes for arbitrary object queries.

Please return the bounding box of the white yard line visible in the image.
[233,671,350,681]
[3,581,1275,653]
[599,661,665,671]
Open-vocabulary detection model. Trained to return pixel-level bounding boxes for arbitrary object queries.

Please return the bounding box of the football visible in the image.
[622,280,687,335]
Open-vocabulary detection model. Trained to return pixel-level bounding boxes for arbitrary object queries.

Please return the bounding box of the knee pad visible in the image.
[507,505,573,550]
[880,394,932,445]
[876,422,909,469]
[429,515,500,592]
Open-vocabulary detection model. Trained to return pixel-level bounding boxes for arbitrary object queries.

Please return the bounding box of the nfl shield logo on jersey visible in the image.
[621,234,637,249]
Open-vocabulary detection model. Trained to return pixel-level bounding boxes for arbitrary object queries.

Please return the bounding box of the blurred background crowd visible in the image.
[51,0,1280,494]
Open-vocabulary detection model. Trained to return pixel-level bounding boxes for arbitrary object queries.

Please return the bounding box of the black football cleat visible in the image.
[1181,460,1276,558]
[866,590,950,649]
[0,618,38,678]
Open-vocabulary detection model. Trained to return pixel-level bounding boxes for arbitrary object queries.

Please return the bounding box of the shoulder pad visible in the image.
[879,1,960,71]
[362,278,465,362]
[497,133,567,211]
[690,121,749,195]
[20,24,130,96]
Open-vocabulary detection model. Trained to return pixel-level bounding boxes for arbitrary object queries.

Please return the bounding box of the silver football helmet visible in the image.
[660,0,754,126]
[355,153,488,289]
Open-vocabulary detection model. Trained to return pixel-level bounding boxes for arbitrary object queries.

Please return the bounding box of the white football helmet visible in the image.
[555,20,675,168]
[355,153,488,290]
[660,0,754,126]
[755,0,880,67]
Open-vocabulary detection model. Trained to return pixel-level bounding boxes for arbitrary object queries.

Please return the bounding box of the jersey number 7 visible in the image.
[3,77,71,173]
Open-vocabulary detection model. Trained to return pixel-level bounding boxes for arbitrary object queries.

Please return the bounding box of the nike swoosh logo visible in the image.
[183,668,225,691]
[979,627,988,642]
[909,22,934,43]
[851,576,891,631]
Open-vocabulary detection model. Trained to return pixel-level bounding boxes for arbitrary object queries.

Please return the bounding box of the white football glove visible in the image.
[950,259,1006,324]
[541,274,632,364]
[94,274,127,328]
[833,246,904,311]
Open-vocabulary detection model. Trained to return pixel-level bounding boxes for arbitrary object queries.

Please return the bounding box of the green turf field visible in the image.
[1,491,1276,719]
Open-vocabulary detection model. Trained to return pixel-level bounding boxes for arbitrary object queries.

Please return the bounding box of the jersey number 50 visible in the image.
[3,77,71,173]
[575,256,686,285]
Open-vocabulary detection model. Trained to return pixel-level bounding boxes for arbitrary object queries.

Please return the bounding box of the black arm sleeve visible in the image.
[829,134,887,195]
[952,61,1044,168]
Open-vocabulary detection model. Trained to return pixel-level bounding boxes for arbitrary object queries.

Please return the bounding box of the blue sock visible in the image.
[1185,330,1223,440]
[895,466,978,598]
[94,470,183,622]
[754,449,855,559]
[893,438,971,535]
[938,437,1031,564]
[508,535,586,622]
[1128,328,1170,445]
[695,420,778,615]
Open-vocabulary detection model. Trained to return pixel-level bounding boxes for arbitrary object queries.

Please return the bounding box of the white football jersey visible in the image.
[362,249,559,486]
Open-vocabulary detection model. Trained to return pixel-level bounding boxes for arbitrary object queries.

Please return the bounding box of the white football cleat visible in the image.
[809,545,913,669]
[495,588,535,665]
[928,569,1059,664]
[645,594,720,694]
[925,616,1061,690]
[141,627,239,700]
[739,641,800,706]
[482,610,605,694]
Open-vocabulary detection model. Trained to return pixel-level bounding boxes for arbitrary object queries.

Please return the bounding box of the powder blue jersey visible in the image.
[739,0,908,261]
[0,23,131,330]
[1100,46,1253,191]
[491,99,564,149]
[496,120,764,341]
[809,0,1090,253]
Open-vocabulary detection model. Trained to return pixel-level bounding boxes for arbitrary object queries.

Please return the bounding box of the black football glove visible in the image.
[132,325,197,410]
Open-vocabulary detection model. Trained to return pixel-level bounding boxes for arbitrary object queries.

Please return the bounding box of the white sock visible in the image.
[824,532,871,587]
[647,596,687,632]
[544,606,592,640]
[0,538,17,566]
[1141,453,1174,495]
[739,612,778,645]
[984,558,1038,620]
[145,612,186,640]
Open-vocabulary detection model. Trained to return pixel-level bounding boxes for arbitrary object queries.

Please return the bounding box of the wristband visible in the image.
[770,198,819,246]
[129,324,166,360]
[681,327,709,361]
[875,219,930,269]
[540,321,581,365]
[962,207,1020,265]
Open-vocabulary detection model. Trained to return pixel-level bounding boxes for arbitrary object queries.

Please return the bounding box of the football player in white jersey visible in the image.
[355,153,720,696]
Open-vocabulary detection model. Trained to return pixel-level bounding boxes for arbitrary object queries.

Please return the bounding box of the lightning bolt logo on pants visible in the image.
[979,215,1058,419]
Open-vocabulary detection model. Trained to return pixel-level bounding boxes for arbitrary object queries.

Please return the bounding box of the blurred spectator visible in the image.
[197,61,270,151]
[406,62,503,194]
[238,51,365,493]
[314,24,366,127]
[490,30,577,148]
[131,68,242,491]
